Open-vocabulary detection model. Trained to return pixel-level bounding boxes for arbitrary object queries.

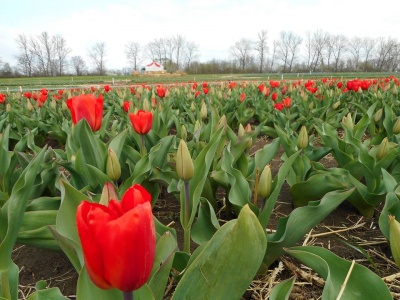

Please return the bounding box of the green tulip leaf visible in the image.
[172,205,267,300]
[269,277,295,300]
[286,246,392,300]
[26,286,68,300]
[149,232,177,300]
[191,198,220,245]
[264,188,354,267]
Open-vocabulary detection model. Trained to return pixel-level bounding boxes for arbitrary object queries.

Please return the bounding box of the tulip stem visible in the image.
[184,180,191,254]
[0,271,11,300]
[140,134,147,156]
[123,291,134,300]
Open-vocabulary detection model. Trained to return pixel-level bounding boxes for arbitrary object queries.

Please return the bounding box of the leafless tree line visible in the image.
[126,35,200,72]
[229,29,400,73]
[9,29,400,77]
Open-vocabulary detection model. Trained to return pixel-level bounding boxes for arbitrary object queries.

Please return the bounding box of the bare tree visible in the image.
[71,56,87,75]
[277,31,302,72]
[54,35,71,75]
[230,38,254,70]
[348,36,363,71]
[269,40,278,72]
[308,30,328,72]
[183,41,199,69]
[88,42,106,75]
[16,34,34,76]
[145,39,164,64]
[255,29,268,73]
[173,34,186,70]
[125,41,141,70]
[330,34,348,71]
[37,32,56,76]
[361,37,376,71]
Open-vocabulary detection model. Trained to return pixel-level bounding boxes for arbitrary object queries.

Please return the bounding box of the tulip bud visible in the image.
[393,117,400,134]
[176,139,194,181]
[308,102,314,110]
[217,115,227,131]
[389,215,400,267]
[238,123,245,138]
[376,90,382,99]
[332,101,340,110]
[6,104,11,112]
[342,113,354,130]
[227,89,232,97]
[27,99,34,111]
[258,165,272,199]
[194,120,201,133]
[392,84,398,95]
[51,99,57,110]
[190,102,196,112]
[245,123,252,150]
[99,182,119,205]
[374,108,383,123]
[143,98,150,112]
[376,137,389,160]
[181,124,187,141]
[106,148,121,181]
[200,101,207,119]
[297,126,308,149]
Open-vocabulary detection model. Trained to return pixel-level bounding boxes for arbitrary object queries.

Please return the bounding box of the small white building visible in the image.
[142,61,166,74]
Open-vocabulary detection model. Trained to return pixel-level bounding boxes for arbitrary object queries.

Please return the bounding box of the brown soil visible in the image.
[12,136,400,299]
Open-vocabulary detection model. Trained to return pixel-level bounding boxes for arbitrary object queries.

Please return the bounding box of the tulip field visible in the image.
[2,75,400,299]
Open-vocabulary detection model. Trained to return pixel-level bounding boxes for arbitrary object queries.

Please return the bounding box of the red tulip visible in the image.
[156,86,166,98]
[203,87,209,95]
[239,93,246,102]
[274,102,284,111]
[66,94,104,131]
[271,92,278,101]
[123,101,130,112]
[282,97,291,108]
[104,85,112,92]
[0,94,6,104]
[76,184,156,292]
[129,110,153,134]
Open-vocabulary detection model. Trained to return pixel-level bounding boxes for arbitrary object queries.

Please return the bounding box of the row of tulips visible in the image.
[1,76,400,299]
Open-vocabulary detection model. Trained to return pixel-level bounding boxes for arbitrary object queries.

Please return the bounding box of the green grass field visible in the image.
[0,72,398,91]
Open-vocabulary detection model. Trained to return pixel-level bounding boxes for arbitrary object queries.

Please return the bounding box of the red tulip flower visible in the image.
[274,102,284,111]
[23,92,32,99]
[129,110,153,135]
[156,86,166,98]
[203,87,209,95]
[104,85,112,93]
[239,93,246,102]
[76,184,156,292]
[0,94,6,104]
[271,92,278,101]
[282,97,291,108]
[123,101,130,112]
[66,94,104,131]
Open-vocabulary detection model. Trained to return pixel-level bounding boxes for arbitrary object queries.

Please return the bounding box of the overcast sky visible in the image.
[1,0,399,70]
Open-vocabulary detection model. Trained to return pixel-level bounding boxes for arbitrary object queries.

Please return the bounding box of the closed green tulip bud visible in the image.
[27,99,34,111]
[181,125,187,141]
[106,148,121,181]
[6,103,11,112]
[393,117,400,134]
[376,137,389,160]
[217,115,227,131]
[308,102,314,110]
[99,182,119,205]
[389,215,400,267]
[392,84,398,95]
[194,120,201,133]
[176,139,194,181]
[342,113,354,130]
[258,165,272,199]
[51,99,57,110]
[297,126,308,149]
[238,123,245,138]
[190,102,196,112]
[143,98,150,112]
[332,101,340,110]
[200,101,207,119]
[245,123,252,150]
[377,90,382,99]
[374,108,383,123]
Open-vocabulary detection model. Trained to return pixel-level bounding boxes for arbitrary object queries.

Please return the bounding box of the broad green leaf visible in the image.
[264,189,354,267]
[172,205,267,300]
[286,246,392,300]
[269,277,295,300]
[191,198,220,244]
[26,286,68,300]
[148,232,177,300]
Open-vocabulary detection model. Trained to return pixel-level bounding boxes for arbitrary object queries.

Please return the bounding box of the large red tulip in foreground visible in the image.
[66,94,104,131]
[76,184,156,292]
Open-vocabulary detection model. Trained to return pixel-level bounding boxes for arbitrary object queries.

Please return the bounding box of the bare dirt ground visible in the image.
[13,137,400,299]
